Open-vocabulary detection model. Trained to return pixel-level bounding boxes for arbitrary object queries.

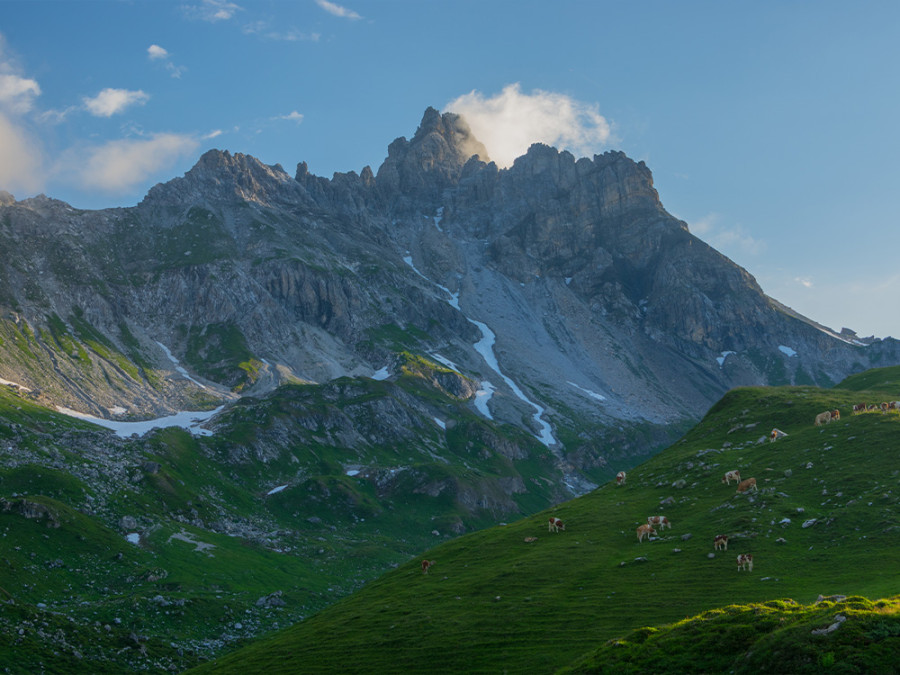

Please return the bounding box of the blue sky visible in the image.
[1,1,899,338]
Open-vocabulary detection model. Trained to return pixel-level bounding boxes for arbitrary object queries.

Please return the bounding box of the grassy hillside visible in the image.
[0,365,574,672]
[189,376,900,673]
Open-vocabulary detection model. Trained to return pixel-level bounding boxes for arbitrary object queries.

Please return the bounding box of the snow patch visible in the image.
[717,351,736,367]
[108,406,127,415]
[266,484,288,495]
[345,469,360,477]
[474,381,495,420]
[371,366,390,381]
[433,417,446,430]
[433,206,444,231]
[125,533,140,545]
[403,254,460,309]
[155,341,208,389]
[431,353,461,372]
[55,405,224,438]
[778,345,798,357]
[470,318,556,447]
[567,381,606,402]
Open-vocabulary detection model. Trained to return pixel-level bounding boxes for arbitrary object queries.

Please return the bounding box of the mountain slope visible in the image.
[188,371,900,673]
[2,108,899,487]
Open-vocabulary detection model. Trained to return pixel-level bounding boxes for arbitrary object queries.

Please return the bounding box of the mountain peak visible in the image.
[375,108,490,208]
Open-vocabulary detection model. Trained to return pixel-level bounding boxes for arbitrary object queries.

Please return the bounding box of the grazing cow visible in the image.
[770,428,788,442]
[421,559,435,574]
[636,524,657,543]
[548,517,565,533]
[714,534,729,551]
[814,411,832,426]
[647,515,671,530]
[722,470,741,485]
[736,477,758,494]
[831,409,840,421]
[616,471,626,486]
[853,403,866,415]
[737,553,754,572]
[890,401,900,410]
[867,404,878,412]
[881,402,890,414]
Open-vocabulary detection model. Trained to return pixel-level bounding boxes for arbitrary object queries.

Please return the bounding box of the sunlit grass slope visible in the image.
[562,595,900,674]
[191,377,900,673]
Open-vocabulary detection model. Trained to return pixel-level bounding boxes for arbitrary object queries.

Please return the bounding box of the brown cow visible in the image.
[548,517,565,533]
[721,470,741,485]
[770,428,788,442]
[422,559,435,574]
[736,477,758,494]
[737,553,754,572]
[616,471,626,486]
[636,524,657,543]
[714,534,728,551]
[647,515,671,530]
[853,403,866,415]
[814,411,832,426]
[831,409,840,421]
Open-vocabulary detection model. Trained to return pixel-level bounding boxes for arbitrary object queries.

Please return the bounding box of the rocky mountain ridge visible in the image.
[1,107,898,481]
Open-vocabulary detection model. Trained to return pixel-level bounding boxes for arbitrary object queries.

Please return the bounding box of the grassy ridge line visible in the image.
[561,595,900,674]
[189,381,900,674]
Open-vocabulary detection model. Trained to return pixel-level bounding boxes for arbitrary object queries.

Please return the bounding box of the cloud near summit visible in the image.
[446,83,612,168]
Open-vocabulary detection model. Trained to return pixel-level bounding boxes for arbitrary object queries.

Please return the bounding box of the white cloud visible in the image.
[83,88,150,117]
[0,112,44,194]
[0,73,41,114]
[316,0,362,20]
[275,111,304,123]
[446,83,612,168]
[203,129,223,139]
[59,133,199,193]
[182,0,242,22]
[795,276,813,289]
[147,44,169,60]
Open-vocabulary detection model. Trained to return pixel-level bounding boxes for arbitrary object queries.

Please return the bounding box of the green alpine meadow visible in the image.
[187,368,900,673]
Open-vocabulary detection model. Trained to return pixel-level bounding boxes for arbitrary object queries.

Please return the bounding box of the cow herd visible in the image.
[422,398,898,578]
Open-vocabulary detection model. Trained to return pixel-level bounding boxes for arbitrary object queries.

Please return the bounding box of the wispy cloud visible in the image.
[795,276,813,289]
[147,44,168,60]
[446,83,612,168]
[182,0,242,23]
[83,88,150,117]
[242,21,319,42]
[690,212,766,258]
[58,133,200,193]
[274,111,303,124]
[0,112,43,194]
[0,35,44,192]
[0,73,41,114]
[203,129,223,139]
[147,44,186,78]
[315,0,362,20]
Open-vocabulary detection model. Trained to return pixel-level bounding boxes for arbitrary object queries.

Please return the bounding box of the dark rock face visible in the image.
[1,106,898,472]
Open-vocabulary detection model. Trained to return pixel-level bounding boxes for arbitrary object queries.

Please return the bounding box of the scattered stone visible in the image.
[784,469,792,478]
[119,516,137,530]
[681,533,692,541]
[633,557,648,563]
[256,591,286,608]
[660,497,675,505]
[672,479,687,489]
[776,537,787,544]
[523,537,538,543]
[802,519,817,529]
[811,614,846,636]
[707,553,715,559]
[672,549,682,554]
[806,462,813,469]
